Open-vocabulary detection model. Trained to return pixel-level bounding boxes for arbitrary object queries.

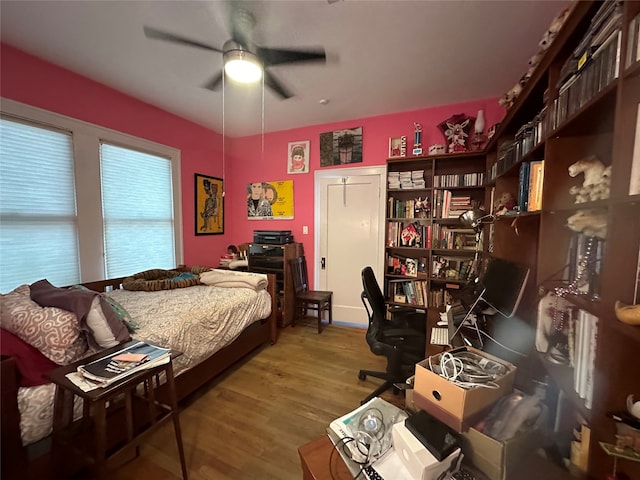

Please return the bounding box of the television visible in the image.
[449,257,530,347]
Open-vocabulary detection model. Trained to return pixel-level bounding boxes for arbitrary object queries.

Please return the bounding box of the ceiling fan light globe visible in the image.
[224,50,262,83]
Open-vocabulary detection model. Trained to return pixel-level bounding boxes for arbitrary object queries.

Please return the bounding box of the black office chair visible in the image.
[358,266,426,404]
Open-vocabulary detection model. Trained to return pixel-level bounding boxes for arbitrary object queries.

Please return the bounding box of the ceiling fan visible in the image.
[143,7,326,99]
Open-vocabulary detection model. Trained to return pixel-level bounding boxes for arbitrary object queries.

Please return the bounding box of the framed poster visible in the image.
[247,180,294,219]
[287,140,310,174]
[320,126,363,167]
[195,173,223,235]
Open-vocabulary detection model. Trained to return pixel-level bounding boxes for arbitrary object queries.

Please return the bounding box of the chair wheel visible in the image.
[358,372,366,381]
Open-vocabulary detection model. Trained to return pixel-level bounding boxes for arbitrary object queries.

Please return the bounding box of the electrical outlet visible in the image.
[303,226,308,234]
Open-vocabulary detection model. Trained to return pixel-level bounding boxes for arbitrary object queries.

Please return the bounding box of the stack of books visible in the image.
[78,341,170,387]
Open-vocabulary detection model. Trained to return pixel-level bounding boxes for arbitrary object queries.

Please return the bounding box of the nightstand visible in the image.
[46,341,188,479]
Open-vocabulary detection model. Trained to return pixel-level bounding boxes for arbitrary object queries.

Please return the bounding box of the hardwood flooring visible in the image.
[110,323,406,480]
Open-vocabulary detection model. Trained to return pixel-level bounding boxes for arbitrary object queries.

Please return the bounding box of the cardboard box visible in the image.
[460,427,544,480]
[413,347,516,432]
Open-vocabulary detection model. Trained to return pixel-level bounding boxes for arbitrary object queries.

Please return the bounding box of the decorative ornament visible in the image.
[470,109,488,151]
[554,235,599,299]
[437,113,474,153]
[412,123,423,156]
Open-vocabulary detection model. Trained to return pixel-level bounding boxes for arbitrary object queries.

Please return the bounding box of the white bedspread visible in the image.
[199,269,268,291]
[17,284,271,446]
[106,284,272,377]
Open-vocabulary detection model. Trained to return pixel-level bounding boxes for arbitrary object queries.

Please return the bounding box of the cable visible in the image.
[429,351,500,390]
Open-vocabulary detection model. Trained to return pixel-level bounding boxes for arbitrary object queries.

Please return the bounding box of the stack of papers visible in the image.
[77,341,170,387]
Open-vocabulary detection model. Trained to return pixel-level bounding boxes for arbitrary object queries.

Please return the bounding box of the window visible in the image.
[0,118,79,291]
[100,143,175,278]
[0,100,182,292]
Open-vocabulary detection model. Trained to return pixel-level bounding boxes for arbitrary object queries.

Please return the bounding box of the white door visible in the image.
[315,166,386,326]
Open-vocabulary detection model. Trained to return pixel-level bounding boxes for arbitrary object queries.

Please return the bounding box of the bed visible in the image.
[0,268,277,477]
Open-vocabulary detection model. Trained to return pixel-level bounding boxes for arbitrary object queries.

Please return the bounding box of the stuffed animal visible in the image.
[493,192,516,216]
[566,209,607,239]
[568,156,611,202]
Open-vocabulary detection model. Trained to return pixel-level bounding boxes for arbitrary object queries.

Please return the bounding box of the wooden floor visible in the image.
[110,323,405,480]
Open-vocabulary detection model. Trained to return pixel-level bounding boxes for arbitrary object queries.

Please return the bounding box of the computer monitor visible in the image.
[480,257,530,318]
[448,257,530,347]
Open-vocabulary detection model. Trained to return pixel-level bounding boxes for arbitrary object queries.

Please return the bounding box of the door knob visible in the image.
[321,257,326,269]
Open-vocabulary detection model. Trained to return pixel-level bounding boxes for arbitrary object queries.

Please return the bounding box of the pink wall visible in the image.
[227,102,504,285]
[1,44,505,285]
[0,44,226,268]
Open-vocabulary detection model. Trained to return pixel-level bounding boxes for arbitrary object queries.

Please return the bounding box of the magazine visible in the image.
[77,341,170,387]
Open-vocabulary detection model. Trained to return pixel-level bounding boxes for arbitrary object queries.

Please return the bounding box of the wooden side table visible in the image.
[298,435,353,480]
[47,341,188,479]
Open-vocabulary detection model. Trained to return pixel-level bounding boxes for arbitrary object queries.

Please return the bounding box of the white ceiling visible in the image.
[0,0,569,137]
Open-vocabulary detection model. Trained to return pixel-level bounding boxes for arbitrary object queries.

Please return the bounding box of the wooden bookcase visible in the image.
[385,152,486,312]
[485,1,640,477]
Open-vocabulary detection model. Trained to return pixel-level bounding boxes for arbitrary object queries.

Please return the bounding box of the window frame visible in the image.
[0,98,183,283]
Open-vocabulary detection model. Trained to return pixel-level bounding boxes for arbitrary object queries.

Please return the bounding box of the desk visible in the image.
[298,435,353,480]
[47,342,188,479]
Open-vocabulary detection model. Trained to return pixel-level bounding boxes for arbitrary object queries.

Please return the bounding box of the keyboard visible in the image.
[430,327,449,345]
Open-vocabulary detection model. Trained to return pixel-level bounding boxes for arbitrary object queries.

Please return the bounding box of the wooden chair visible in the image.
[289,256,332,333]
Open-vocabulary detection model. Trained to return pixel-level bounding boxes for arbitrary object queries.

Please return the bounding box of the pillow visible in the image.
[0,327,57,386]
[30,279,130,350]
[99,294,139,333]
[0,285,88,365]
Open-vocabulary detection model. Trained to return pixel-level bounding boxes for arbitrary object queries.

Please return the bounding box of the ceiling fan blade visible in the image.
[264,71,293,99]
[203,71,224,91]
[144,26,223,53]
[257,46,326,67]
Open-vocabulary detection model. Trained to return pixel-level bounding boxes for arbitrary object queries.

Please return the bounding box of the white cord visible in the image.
[430,351,500,389]
[479,330,527,357]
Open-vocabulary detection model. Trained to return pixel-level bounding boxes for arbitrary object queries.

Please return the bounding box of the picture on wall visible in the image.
[287,140,310,174]
[247,180,294,220]
[195,173,223,235]
[320,126,363,167]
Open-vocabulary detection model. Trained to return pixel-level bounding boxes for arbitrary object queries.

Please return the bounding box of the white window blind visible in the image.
[0,117,79,291]
[100,143,175,278]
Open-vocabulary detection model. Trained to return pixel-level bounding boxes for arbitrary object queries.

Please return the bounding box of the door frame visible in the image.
[313,165,387,290]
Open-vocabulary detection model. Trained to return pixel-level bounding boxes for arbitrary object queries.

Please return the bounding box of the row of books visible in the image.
[570,308,598,410]
[433,190,479,219]
[431,255,477,282]
[78,341,170,387]
[626,11,640,69]
[387,221,477,251]
[387,196,431,219]
[428,288,455,309]
[433,172,484,188]
[431,225,476,250]
[387,170,426,190]
[517,160,545,212]
[555,29,621,127]
[388,278,428,306]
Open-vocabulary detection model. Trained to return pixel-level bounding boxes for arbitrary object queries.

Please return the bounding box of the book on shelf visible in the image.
[527,160,544,211]
[627,11,640,68]
[78,341,170,387]
[518,161,530,212]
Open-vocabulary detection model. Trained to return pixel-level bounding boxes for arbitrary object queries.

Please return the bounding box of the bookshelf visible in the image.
[385,151,485,310]
[485,1,640,478]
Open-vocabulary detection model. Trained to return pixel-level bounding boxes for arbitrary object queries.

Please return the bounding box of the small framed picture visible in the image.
[287,140,310,174]
[389,136,407,158]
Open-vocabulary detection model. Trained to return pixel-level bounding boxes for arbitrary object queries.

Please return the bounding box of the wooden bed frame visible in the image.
[0,272,278,478]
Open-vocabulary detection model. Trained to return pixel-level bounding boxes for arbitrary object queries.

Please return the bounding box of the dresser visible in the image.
[248,242,303,327]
